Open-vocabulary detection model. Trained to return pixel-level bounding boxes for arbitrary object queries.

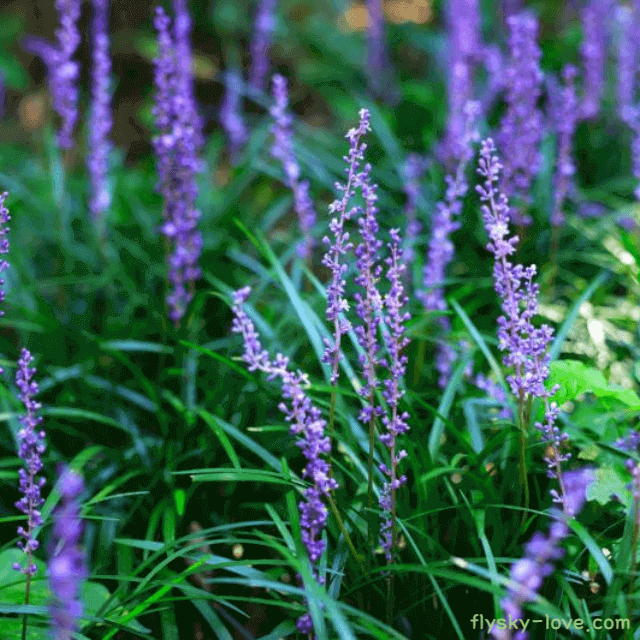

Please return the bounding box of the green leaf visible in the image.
[548,360,640,409]
[587,465,629,507]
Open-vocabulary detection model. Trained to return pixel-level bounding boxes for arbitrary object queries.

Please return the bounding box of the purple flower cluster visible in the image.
[152,3,204,325]
[22,0,81,149]
[378,229,411,562]
[401,153,429,263]
[48,468,87,640]
[270,74,317,258]
[87,0,113,221]
[231,287,337,634]
[497,11,543,226]
[321,109,371,386]
[549,65,579,227]
[614,430,640,501]
[13,349,46,576]
[580,0,614,121]
[220,69,248,163]
[476,139,572,508]
[614,429,640,453]
[248,0,277,95]
[419,100,480,388]
[491,469,593,640]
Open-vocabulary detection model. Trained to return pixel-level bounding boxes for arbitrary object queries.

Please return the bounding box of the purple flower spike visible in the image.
[48,468,87,640]
[321,109,371,386]
[152,3,204,326]
[378,228,411,563]
[13,349,46,576]
[270,74,317,258]
[419,101,480,388]
[549,65,579,227]
[22,0,81,149]
[248,0,277,95]
[0,192,11,341]
[220,69,248,163]
[353,162,384,421]
[88,0,113,220]
[497,11,544,226]
[53,0,81,149]
[231,287,337,633]
[580,0,614,121]
[491,469,593,640]
[477,139,572,508]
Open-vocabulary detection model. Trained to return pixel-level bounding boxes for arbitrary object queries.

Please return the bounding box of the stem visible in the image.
[327,390,337,483]
[367,392,376,549]
[21,561,32,640]
[386,571,394,626]
[326,492,367,577]
[517,392,530,525]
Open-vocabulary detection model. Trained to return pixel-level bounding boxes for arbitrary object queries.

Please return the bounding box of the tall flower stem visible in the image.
[322,110,371,458]
[477,139,570,513]
[13,349,46,640]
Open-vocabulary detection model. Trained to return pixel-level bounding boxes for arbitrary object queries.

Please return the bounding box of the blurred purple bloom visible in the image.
[365,0,386,73]
[87,0,113,220]
[13,349,46,577]
[477,139,572,507]
[231,287,337,633]
[364,0,397,101]
[614,429,640,453]
[48,468,87,640]
[378,229,411,563]
[220,69,248,163]
[419,101,480,388]
[441,0,481,165]
[630,111,640,200]
[474,372,512,420]
[321,109,371,385]
[270,74,317,258]
[152,3,204,326]
[615,4,638,123]
[401,153,429,263]
[618,214,638,231]
[491,470,593,640]
[580,0,614,121]
[497,11,544,226]
[449,0,481,61]
[478,44,504,115]
[248,0,277,95]
[22,0,81,149]
[549,65,579,227]
[577,201,607,218]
